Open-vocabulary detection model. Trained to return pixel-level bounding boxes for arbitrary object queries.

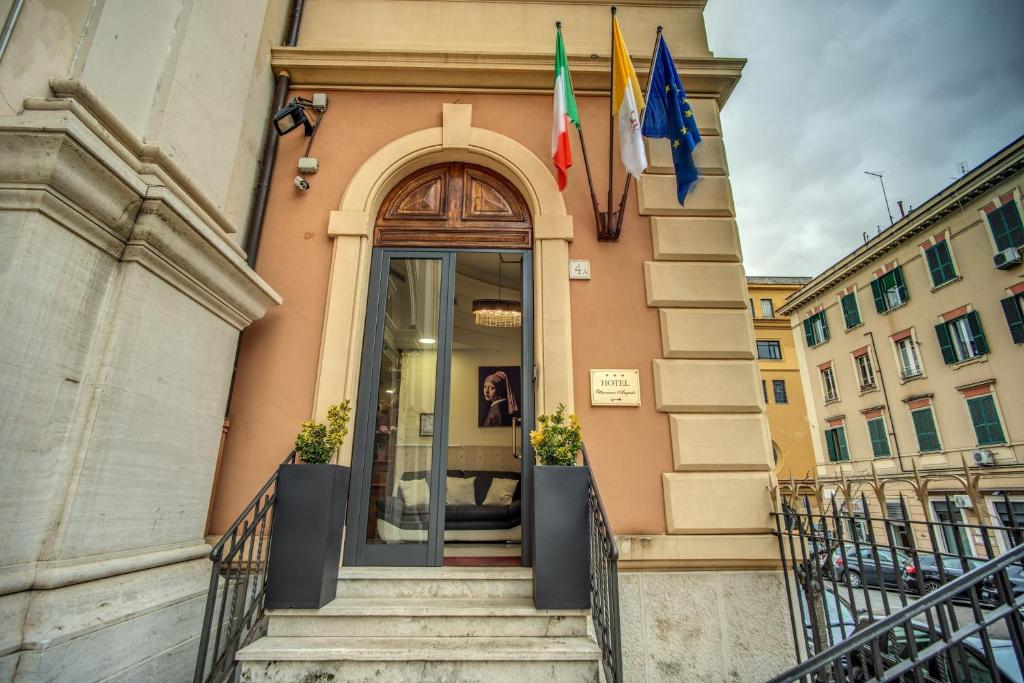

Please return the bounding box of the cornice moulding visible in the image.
[272,47,744,105]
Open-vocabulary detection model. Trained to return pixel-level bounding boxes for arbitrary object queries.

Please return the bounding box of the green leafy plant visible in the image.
[295,400,352,464]
[529,403,582,466]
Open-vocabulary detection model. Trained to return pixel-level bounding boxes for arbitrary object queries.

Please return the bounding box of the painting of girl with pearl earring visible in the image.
[478,367,521,427]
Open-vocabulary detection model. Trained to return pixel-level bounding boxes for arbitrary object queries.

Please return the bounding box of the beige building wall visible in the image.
[747,278,816,481]
[780,138,1024,513]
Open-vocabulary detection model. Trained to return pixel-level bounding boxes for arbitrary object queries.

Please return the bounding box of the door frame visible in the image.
[343,247,534,567]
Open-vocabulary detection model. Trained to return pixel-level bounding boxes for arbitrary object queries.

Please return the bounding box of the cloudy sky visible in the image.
[703,0,1024,277]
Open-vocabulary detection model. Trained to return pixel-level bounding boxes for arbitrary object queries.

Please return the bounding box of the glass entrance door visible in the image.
[344,249,533,567]
[345,251,454,566]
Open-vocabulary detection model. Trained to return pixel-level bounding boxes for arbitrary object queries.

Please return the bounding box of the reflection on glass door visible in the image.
[347,253,453,567]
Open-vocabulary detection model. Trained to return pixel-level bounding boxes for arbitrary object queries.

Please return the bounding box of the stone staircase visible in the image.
[236,566,602,682]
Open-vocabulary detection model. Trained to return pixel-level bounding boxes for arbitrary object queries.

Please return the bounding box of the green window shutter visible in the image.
[966,310,989,355]
[842,293,861,329]
[836,427,850,461]
[925,242,957,287]
[968,395,1006,446]
[819,312,830,342]
[825,430,838,462]
[870,278,885,313]
[868,418,891,457]
[989,203,1024,252]
[1001,295,1024,344]
[892,267,908,304]
[934,322,957,364]
[803,318,815,347]
[911,408,941,453]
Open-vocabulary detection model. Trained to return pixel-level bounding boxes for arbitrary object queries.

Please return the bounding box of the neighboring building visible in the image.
[0,2,285,680]
[779,136,1024,551]
[747,276,816,480]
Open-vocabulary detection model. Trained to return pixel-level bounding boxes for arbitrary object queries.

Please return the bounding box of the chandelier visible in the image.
[472,256,521,327]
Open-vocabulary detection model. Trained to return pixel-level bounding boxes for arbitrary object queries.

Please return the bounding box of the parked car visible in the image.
[903,552,1024,606]
[832,545,912,589]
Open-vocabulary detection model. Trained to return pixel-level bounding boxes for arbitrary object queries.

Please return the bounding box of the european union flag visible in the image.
[642,36,701,205]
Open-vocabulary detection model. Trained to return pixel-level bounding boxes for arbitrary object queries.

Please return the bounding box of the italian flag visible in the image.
[551,26,579,191]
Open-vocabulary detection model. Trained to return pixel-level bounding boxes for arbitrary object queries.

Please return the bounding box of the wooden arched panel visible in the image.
[375,163,532,248]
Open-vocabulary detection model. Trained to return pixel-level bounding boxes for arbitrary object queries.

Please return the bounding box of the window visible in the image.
[895,336,923,379]
[821,366,839,402]
[803,311,830,346]
[840,292,861,329]
[866,416,891,457]
[990,499,1024,551]
[924,240,957,287]
[987,201,1024,252]
[760,298,775,319]
[966,394,1006,446]
[773,380,788,404]
[910,407,942,453]
[1001,293,1024,344]
[756,340,782,360]
[885,501,913,549]
[854,353,876,390]
[761,380,769,403]
[935,311,988,364]
[931,500,970,554]
[870,267,908,313]
[824,426,850,462]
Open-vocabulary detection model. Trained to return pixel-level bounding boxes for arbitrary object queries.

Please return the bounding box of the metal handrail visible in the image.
[193,450,296,683]
[583,444,623,683]
[769,542,1024,682]
[772,491,1024,683]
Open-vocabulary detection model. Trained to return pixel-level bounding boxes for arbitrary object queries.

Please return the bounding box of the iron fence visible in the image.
[772,489,1024,681]
[584,445,623,683]
[193,450,296,683]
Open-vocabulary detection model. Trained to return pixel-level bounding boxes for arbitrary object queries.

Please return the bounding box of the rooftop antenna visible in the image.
[865,171,894,226]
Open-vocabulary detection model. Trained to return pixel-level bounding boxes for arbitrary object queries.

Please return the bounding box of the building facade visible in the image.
[779,136,1024,551]
[747,276,816,481]
[208,1,793,680]
[0,1,285,680]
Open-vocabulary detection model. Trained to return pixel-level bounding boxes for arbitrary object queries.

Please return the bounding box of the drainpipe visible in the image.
[864,330,909,473]
[0,0,25,63]
[243,0,305,267]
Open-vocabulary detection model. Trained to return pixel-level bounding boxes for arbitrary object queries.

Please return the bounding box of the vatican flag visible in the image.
[611,17,647,179]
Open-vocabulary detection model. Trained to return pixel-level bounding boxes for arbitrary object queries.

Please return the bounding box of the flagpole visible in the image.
[602,6,616,241]
[558,20,603,231]
[613,26,662,237]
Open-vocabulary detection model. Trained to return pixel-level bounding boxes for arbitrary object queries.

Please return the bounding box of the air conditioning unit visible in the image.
[993,247,1022,270]
[953,495,973,509]
[973,449,996,467]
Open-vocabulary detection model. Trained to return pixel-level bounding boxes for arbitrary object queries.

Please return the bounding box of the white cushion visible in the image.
[483,477,518,506]
[398,479,430,511]
[446,476,477,506]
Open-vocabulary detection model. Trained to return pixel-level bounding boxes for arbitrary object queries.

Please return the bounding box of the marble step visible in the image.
[336,566,533,599]
[237,635,602,682]
[267,597,588,638]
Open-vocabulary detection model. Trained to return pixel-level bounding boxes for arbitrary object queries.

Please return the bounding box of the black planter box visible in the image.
[265,463,349,609]
[532,465,591,609]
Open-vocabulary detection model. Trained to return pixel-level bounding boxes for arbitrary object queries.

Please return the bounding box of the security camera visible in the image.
[293,175,310,191]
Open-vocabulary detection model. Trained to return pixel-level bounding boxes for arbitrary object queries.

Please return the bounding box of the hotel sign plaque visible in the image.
[589,369,641,406]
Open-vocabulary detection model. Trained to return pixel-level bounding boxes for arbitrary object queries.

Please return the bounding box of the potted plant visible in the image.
[266,400,352,609]
[530,404,591,609]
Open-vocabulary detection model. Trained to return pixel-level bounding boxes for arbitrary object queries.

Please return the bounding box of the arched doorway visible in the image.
[344,163,535,568]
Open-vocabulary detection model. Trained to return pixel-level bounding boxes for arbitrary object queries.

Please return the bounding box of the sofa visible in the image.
[375,469,521,543]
